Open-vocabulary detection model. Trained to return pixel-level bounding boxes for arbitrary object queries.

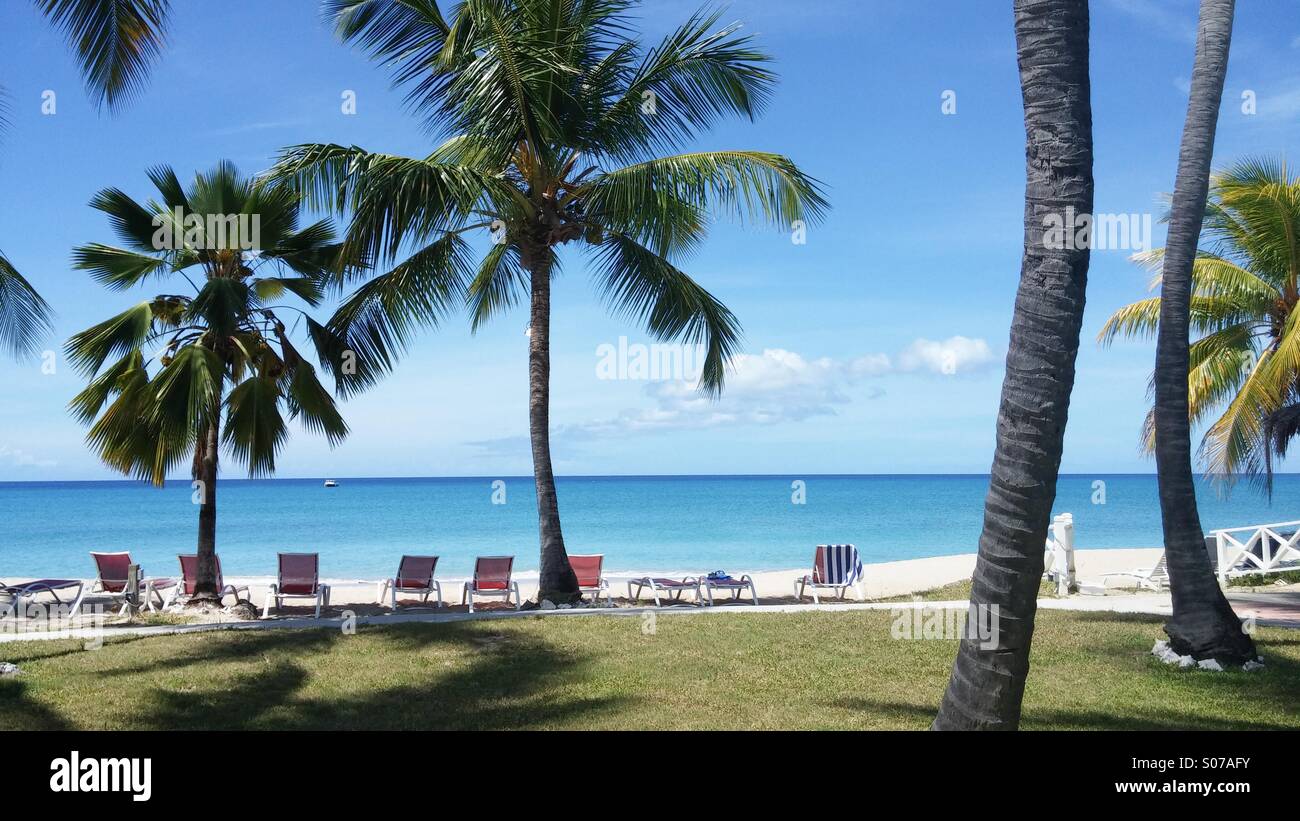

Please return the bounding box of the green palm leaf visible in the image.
[0,249,55,359]
[35,0,171,111]
[589,230,741,396]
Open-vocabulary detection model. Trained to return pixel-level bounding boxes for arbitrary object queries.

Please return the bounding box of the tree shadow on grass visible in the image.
[0,677,74,730]
[131,623,633,730]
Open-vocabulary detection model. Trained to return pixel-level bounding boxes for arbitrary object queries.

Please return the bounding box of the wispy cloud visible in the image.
[0,444,56,469]
[1102,0,1197,44]
[208,119,310,137]
[468,338,994,453]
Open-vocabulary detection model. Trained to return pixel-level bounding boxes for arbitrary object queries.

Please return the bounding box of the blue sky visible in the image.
[0,0,1297,481]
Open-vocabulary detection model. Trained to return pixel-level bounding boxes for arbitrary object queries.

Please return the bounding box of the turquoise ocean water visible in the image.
[0,474,1296,580]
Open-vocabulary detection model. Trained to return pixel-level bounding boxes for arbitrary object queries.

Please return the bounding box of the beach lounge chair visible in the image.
[569,554,609,606]
[462,556,521,613]
[701,572,758,606]
[626,576,702,606]
[177,554,249,606]
[1,579,87,618]
[378,555,443,610]
[263,553,331,618]
[90,551,178,614]
[1099,553,1170,591]
[794,544,865,603]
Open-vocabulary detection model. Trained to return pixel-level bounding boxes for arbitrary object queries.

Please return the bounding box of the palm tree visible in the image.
[932,0,1094,731]
[1101,159,1300,489]
[1,1,172,361]
[269,0,827,604]
[1134,0,1253,663]
[66,162,355,604]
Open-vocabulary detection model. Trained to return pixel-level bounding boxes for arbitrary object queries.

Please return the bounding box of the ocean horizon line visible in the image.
[3,471,1293,487]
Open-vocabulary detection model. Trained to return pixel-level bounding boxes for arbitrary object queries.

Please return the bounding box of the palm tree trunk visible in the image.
[192,414,221,603]
[1154,0,1255,664]
[528,260,579,604]
[933,0,1093,730]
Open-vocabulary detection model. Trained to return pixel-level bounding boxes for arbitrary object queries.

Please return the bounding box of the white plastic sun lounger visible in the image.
[1099,553,1170,591]
[1,579,87,618]
[626,576,702,606]
[700,574,758,606]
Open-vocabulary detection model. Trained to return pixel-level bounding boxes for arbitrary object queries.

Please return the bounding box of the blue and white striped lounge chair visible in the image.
[794,544,865,603]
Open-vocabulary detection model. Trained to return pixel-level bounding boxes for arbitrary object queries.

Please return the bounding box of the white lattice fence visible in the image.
[1211,520,1300,584]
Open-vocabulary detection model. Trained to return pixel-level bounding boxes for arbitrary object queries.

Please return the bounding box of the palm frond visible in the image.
[266,144,500,264]
[35,0,171,111]
[585,151,828,250]
[222,375,287,477]
[64,300,153,376]
[467,242,527,331]
[328,232,475,379]
[0,249,55,359]
[588,229,741,396]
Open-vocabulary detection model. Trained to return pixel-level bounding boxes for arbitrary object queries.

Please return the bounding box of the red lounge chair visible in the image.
[90,551,178,614]
[626,576,701,606]
[568,554,609,606]
[378,555,443,610]
[1,579,86,618]
[263,553,330,618]
[461,556,520,612]
[177,555,250,605]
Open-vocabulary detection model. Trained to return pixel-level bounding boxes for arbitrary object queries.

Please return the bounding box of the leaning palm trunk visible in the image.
[192,414,221,603]
[528,259,579,603]
[933,0,1093,730]
[1153,0,1255,663]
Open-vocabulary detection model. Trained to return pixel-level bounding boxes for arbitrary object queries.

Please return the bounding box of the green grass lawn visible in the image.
[2,609,1297,730]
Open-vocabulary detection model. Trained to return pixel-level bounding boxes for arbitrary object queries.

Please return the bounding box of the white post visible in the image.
[1216,530,1228,587]
[1051,513,1076,595]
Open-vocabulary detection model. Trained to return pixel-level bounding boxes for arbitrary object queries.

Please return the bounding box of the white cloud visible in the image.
[896,336,996,375]
[0,444,56,469]
[469,338,994,452]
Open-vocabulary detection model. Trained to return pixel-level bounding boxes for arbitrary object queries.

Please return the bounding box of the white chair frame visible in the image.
[701,575,758,606]
[378,577,444,610]
[626,577,702,606]
[461,580,520,613]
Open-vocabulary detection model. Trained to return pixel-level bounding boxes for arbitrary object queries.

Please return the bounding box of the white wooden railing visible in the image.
[1210,520,1300,584]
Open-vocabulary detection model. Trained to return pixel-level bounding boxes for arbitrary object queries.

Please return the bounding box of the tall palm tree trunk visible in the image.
[528,261,579,604]
[933,0,1093,731]
[1154,0,1255,663]
[192,414,221,603]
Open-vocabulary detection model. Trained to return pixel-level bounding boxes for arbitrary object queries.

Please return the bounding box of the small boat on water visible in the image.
[323,479,338,488]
